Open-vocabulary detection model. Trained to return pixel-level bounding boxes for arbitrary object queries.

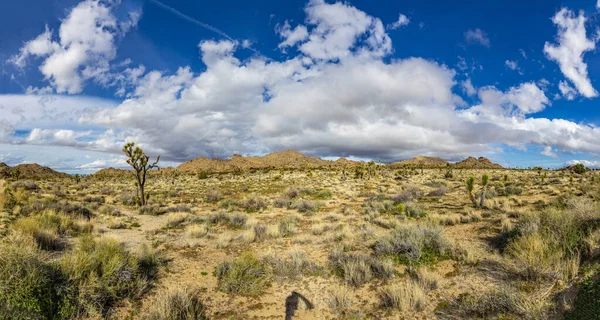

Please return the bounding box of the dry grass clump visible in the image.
[457,288,546,319]
[206,211,247,229]
[0,233,63,319]
[59,236,164,317]
[506,199,598,281]
[0,234,164,319]
[240,194,268,212]
[187,225,209,238]
[409,267,441,290]
[13,211,92,250]
[166,212,190,228]
[19,201,92,219]
[204,189,223,203]
[378,281,426,311]
[328,286,353,315]
[373,224,451,265]
[145,287,207,320]
[263,250,323,279]
[329,249,394,287]
[215,252,270,296]
[278,216,299,237]
[11,179,40,191]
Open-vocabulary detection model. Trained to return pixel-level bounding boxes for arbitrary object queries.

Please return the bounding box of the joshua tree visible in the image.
[73,173,81,184]
[122,142,160,206]
[466,176,476,206]
[479,174,489,208]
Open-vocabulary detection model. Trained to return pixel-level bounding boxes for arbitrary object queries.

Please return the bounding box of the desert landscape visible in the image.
[1,149,599,319]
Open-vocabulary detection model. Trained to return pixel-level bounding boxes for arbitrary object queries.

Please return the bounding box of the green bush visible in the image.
[0,235,65,319]
[373,224,450,265]
[215,252,270,296]
[59,236,163,317]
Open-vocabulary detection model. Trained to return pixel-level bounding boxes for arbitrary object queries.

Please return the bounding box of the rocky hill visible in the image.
[0,163,70,179]
[453,157,503,169]
[177,150,358,173]
[390,156,449,168]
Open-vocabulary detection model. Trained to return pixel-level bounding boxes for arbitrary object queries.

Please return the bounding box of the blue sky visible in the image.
[1,0,600,173]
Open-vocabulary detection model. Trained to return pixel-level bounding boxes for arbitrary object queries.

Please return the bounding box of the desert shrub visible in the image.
[145,287,207,320]
[166,205,192,213]
[373,224,451,265]
[20,201,92,219]
[166,213,190,229]
[59,236,163,317]
[187,225,209,238]
[378,281,426,311]
[427,187,447,197]
[253,224,268,241]
[204,189,223,203]
[284,187,300,199]
[329,250,394,287]
[291,199,320,213]
[405,203,426,218]
[408,267,441,290]
[83,196,105,204]
[328,286,353,315]
[99,205,122,216]
[363,199,404,215]
[572,163,588,174]
[207,211,247,229]
[11,179,40,191]
[457,289,533,318]
[263,251,323,279]
[240,194,268,212]
[274,197,291,208]
[13,212,92,250]
[506,199,598,281]
[392,185,424,203]
[139,204,166,216]
[0,234,66,319]
[278,216,298,237]
[314,189,333,200]
[215,252,270,296]
[120,191,138,206]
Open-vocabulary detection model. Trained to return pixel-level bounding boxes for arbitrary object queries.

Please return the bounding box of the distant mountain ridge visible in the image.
[3,151,505,178]
[0,163,70,179]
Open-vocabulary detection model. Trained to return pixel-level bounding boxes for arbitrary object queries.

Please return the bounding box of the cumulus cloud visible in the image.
[9,0,140,94]
[461,78,476,96]
[544,8,597,98]
[387,14,410,30]
[541,146,557,158]
[559,80,577,100]
[7,0,600,167]
[567,159,600,168]
[280,0,392,61]
[464,28,490,47]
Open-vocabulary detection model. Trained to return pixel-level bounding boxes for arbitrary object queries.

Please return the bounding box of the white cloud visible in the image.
[541,146,557,158]
[286,0,392,61]
[5,0,600,168]
[544,8,597,98]
[559,80,577,100]
[9,0,140,94]
[567,159,600,168]
[464,28,490,47]
[519,49,527,59]
[387,14,410,30]
[461,78,476,96]
[505,60,518,70]
[277,21,309,48]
